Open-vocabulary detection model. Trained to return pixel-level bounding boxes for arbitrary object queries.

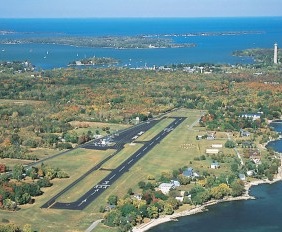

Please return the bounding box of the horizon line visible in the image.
[1,16,282,19]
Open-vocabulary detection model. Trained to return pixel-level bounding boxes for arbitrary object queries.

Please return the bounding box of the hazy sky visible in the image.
[1,0,282,18]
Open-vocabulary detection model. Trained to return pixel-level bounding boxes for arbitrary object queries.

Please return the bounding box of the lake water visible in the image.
[1,17,282,69]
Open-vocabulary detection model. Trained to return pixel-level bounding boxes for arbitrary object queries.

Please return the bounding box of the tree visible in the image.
[231,180,245,197]
[225,140,236,148]
[147,205,159,219]
[23,224,32,232]
[163,203,174,215]
[119,203,138,217]
[231,163,239,173]
[104,210,122,227]
[12,164,24,181]
[210,183,231,199]
[108,195,118,205]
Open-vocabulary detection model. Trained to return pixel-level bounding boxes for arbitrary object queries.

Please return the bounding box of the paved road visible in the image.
[42,117,186,210]
[84,219,102,232]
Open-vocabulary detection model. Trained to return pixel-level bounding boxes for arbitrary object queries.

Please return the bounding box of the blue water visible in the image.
[149,121,282,232]
[267,121,282,153]
[149,182,282,232]
[1,17,282,69]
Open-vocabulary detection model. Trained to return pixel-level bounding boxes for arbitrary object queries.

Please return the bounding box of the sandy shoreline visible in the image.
[133,161,282,232]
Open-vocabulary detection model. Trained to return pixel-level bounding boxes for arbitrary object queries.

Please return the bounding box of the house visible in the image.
[158,183,175,194]
[239,174,246,181]
[171,180,181,187]
[247,170,254,176]
[210,161,220,169]
[105,204,116,211]
[133,194,142,201]
[207,133,216,140]
[183,168,199,178]
[240,129,251,137]
[175,196,184,202]
[183,167,194,177]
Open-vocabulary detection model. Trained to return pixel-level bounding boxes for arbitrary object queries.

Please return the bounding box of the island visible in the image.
[68,57,120,66]
[0,36,196,49]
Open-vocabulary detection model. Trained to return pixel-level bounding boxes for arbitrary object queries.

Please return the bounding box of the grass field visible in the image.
[0,109,236,232]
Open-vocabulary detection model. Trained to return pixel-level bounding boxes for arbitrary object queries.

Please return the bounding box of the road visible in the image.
[42,117,186,210]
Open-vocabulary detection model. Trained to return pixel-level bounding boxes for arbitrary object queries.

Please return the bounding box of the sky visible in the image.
[1,0,282,18]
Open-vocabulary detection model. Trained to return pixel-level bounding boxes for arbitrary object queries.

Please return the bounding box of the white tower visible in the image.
[274,43,278,64]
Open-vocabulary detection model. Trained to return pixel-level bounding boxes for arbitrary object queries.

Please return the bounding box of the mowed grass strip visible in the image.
[69,120,130,137]
[102,143,143,170]
[136,118,175,142]
[57,170,110,203]
[31,148,113,204]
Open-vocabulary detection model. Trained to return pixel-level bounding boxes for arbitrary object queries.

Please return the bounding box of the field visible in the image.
[0,109,236,232]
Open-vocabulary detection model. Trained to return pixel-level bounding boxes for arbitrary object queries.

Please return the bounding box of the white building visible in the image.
[158,183,175,194]
[212,144,223,148]
[206,149,219,154]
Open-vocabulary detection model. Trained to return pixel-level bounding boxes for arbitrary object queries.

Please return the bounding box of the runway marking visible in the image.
[119,166,125,172]
[150,142,154,146]
[78,199,87,207]
[95,184,110,188]
[91,189,99,195]
[136,153,141,157]
[156,136,160,140]
[143,147,147,151]
[109,174,116,180]
[128,159,133,164]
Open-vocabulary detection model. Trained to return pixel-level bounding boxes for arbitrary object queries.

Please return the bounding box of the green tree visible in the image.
[147,205,159,219]
[12,164,24,181]
[163,203,174,215]
[230,180,245,197]
[108,195,118,205]
[225,140,236,148]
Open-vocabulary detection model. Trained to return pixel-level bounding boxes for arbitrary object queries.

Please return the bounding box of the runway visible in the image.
[41,117,186,210]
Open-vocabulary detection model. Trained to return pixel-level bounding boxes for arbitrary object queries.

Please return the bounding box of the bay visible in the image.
[149,182,282,232]
[1,17,282,69]
[267,121,282,153]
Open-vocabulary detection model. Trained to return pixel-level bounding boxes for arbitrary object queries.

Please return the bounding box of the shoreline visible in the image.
[132,159,282,232]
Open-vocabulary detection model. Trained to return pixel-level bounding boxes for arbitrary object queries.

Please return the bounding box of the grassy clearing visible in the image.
[136,118,174,142]
[0,99,46,105]
[0,158,31,167]
[2,109,234,232]
[69,121,130,136]
[102,144,143,169]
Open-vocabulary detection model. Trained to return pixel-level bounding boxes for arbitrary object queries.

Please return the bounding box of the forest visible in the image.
[0,65,281,157]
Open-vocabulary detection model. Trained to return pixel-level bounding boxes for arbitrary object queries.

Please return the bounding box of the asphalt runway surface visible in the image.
[41,117,186,210]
